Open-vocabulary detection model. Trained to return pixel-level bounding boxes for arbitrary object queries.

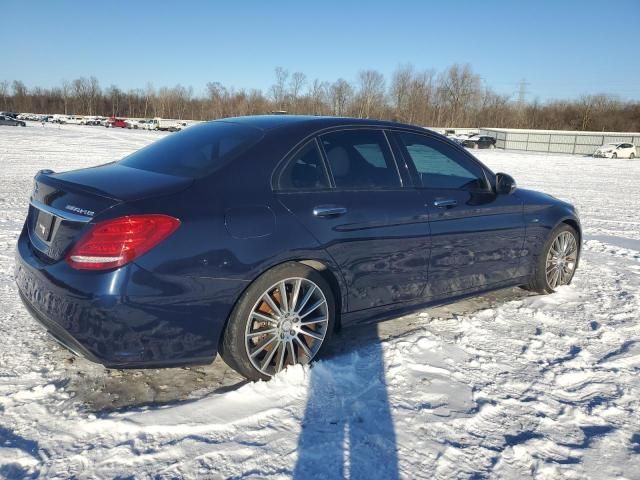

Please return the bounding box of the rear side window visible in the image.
[278,140,330,190]
[120,121,263,178]
[320,130,400,189]
[396,132,489,190]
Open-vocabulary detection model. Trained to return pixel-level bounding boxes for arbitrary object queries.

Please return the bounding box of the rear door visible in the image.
[391,131,526,297]
[275,129,430,314]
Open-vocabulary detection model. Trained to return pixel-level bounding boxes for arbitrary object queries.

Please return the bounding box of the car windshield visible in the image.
[120,121,263,178]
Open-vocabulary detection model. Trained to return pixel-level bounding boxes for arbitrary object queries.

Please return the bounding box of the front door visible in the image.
[391,131,526,297]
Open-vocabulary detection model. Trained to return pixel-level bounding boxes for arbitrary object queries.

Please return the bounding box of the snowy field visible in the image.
[1,124,639,479]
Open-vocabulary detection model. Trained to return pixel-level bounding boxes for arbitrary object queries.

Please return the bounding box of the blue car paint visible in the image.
[15,116,581,368]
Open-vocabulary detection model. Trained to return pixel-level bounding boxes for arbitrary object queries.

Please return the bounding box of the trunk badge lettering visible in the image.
[65,205,95,217]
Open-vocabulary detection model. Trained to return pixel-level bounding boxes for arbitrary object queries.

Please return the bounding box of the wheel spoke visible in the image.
[295,336,313,359]
[251,311,278,324]
[261,341,280,370]
[279,281,289,313]
[290,279,302,314]
[300,316,328,326]
[247,328,277,339]
[295,284,316,314]
[300,299,326,318]
[262,291,283,318]
[250,335,278,359]
[299,328,324,341]
[276,342,286,372]
[287,340,297,366]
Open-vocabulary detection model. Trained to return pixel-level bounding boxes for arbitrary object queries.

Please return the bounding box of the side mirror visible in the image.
[496,172,517,195]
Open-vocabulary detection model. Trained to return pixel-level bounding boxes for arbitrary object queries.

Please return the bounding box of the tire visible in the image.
[220,262,336,381]
[630,153,635,159]
[527,224,579,294]
[612,153,617,159]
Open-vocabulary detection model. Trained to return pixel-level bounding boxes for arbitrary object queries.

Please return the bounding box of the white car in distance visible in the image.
[593,142,636,159]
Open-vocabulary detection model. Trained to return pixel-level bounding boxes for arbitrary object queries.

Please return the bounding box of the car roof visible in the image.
[214,115,428,133]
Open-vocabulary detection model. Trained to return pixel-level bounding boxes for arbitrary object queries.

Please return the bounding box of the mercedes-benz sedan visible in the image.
[15,116,581,380]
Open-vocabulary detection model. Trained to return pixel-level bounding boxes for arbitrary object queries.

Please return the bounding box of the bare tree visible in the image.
[288,71,307,113]
[270,66,289,110]
[60,80,71,115]
[0,80,9,110]
[354,70,385,118]
[437,64,482,126]
[329,78,353,116]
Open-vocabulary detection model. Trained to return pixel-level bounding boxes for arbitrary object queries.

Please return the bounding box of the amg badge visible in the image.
[65,205,95,217]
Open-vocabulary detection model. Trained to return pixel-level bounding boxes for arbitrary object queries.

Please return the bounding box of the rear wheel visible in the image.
[630,153,636,159]
[220,262,335,381]
[528,224,579,293]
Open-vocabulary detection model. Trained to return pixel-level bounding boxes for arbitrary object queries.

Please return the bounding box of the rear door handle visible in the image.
[433,199,458,208]
[313,205,348,217]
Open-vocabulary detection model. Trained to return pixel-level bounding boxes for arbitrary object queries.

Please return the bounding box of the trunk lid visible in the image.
[28,164,192,261]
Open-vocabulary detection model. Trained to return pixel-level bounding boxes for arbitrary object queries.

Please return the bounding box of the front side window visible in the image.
[396,132,489,190]
[278,140,330,190]
[320,130,400,189]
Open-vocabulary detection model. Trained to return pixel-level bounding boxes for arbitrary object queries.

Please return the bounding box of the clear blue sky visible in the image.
[3,0,639,101]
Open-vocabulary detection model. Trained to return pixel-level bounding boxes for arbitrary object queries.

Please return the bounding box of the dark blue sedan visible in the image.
[15,116,581,380]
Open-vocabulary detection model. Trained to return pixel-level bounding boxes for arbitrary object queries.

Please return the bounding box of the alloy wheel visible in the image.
[244,277,329,376]
[545,231,578,289]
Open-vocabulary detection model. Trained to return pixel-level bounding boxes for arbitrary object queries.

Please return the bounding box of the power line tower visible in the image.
[517,79,530,106]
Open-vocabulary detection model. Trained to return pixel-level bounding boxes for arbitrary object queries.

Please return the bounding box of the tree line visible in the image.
[1,64,639,131]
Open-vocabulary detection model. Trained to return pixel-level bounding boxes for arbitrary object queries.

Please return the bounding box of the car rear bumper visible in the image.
[15,226,247,368]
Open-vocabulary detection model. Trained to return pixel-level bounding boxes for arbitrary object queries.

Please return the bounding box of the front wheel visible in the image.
[528,224,579,294]
[612,153,617,159]
[630,153,636,159]
[220,262,335,381]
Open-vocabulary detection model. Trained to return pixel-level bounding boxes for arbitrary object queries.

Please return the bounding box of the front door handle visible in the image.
[313,205,348,217]
[433,199,458,208]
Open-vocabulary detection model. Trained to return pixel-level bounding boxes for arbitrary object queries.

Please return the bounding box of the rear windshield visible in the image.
[120,121,263,178]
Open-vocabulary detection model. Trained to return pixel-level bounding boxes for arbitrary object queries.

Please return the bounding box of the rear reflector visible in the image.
[66,214,180,270]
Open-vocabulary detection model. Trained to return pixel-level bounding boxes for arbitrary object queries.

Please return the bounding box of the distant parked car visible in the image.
[593,143,636,159]
[462,135,496,149]
[105,117,128,128]
[149,117,184,132]
[0,111,18,119]
[0,115,26,127]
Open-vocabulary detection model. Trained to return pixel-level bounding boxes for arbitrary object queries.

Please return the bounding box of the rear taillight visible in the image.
[66,214,180,270]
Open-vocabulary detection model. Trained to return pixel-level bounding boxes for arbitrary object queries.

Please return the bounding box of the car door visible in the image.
[390,131,526,297]
[275,129,431,314]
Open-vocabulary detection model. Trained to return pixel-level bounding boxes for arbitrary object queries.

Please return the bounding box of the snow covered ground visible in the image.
[1,124,639,479]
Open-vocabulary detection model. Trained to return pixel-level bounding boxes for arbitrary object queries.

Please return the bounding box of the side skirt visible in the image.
[340,276,531,327]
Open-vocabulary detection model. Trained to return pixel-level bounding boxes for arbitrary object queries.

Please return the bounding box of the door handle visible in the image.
[313,205,348,217]
[433,199,458,208]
